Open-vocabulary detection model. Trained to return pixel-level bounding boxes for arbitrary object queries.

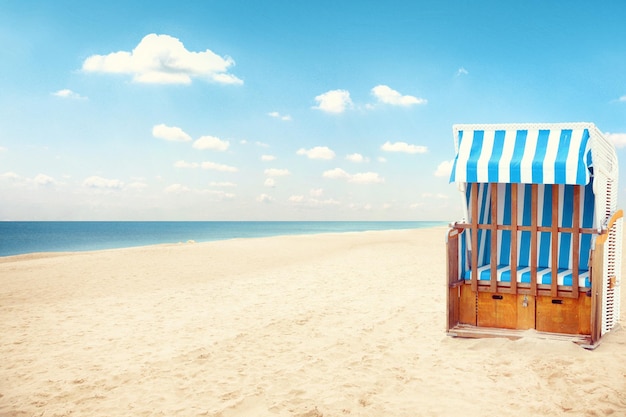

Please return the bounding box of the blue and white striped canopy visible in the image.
[450,124,593,185]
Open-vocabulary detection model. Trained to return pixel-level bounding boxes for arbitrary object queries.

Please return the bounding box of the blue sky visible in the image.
[1,1,625,220]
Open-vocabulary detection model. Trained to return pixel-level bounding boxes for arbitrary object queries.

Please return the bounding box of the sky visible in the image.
[1,0,626,221]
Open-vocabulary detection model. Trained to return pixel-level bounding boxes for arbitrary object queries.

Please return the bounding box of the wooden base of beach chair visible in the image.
[448,284,598,349]
[446,324,599,350]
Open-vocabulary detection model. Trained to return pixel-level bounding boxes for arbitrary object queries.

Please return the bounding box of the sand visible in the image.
[1,226,625,416]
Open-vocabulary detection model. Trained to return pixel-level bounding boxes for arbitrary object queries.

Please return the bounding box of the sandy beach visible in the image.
[1,226,625,416]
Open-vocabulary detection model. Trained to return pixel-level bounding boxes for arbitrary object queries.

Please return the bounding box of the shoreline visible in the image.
[0,226,448,262]
[1,226,624,416]
[0,220,448,258]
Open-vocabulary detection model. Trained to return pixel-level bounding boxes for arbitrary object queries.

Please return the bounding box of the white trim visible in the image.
[453,122,597,134]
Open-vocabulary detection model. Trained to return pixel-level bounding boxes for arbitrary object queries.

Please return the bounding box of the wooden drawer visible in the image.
[478,292,517,329]
[536,292,591,335]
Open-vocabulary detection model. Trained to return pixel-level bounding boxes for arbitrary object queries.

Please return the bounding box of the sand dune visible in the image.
[1,227,625,416]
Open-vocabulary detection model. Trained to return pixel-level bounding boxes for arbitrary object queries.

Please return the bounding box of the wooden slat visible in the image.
[551,185,559,298]
[510,184,518,294]
[530,184,538,296]
[572,186,580,296]
[590,244,604,344]
[471,184,479,292]
[490,184,498,293]
[578,291,592,335]
[447,228,460,284]
[459,284,478,325]
[446,228,460,331]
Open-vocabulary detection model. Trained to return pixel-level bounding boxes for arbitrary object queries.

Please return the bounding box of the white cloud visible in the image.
[214,191,236,199]
[261,155,276,161]
[264,168,290,177]
[164,184,191,193]
[52,89,87,100]
[83,176,124,189]
[289,193,340,207]
[456,67,469,76]
[193,135,229,151]
[268,111,292,121]
[605,132,626,148]
[175,160,238,172]
[209,181,237,187]
[318,198,340,206]
[309,188,324,197]
[378,156,387,163]
[371,85,426,106]
[202,189,235,200]
[1,172,61,188]
[322,168,351,180]
[255,141,270,148]
[346,153,368,163]
[289,195,305,203]
[296,146,336,160]
[349,172,384,184]
[313,89,353,113]
[82,33,242,85]
[350,203,374,211]
[1,172,20,181]
[422,192,449,199]
[197,189,235,199]
[174,160,199,168]
[201,161,238,172]
[323,168,384,184]
[618,96,626,102]
[264,178,276,187]
[164,184,235,198]
[381,141,428,154]
[257,193,273,203]
[434,160,454,177]
[0,146,6,152]
[33,174,56,186]
[152,124,192,142]
[126,181,148,190]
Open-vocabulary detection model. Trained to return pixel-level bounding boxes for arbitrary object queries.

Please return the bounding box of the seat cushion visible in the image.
[463,265,590,288]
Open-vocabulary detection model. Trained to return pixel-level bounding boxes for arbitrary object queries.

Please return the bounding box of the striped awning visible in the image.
[450,124,593,185]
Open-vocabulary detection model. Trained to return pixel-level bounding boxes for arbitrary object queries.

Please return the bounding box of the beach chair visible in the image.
[445,123,622,348]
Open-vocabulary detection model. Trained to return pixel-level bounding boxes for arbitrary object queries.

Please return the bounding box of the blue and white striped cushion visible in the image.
[462,265,591,288]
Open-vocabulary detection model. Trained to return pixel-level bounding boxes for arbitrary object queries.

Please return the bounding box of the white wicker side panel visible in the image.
[590,125,619,230]
[615,217,623,328]
[601,216,623,335]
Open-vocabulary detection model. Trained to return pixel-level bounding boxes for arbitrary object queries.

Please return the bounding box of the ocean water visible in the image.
[0,221,446,257]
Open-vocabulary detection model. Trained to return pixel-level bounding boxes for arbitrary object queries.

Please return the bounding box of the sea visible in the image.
[0,221,447,257]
